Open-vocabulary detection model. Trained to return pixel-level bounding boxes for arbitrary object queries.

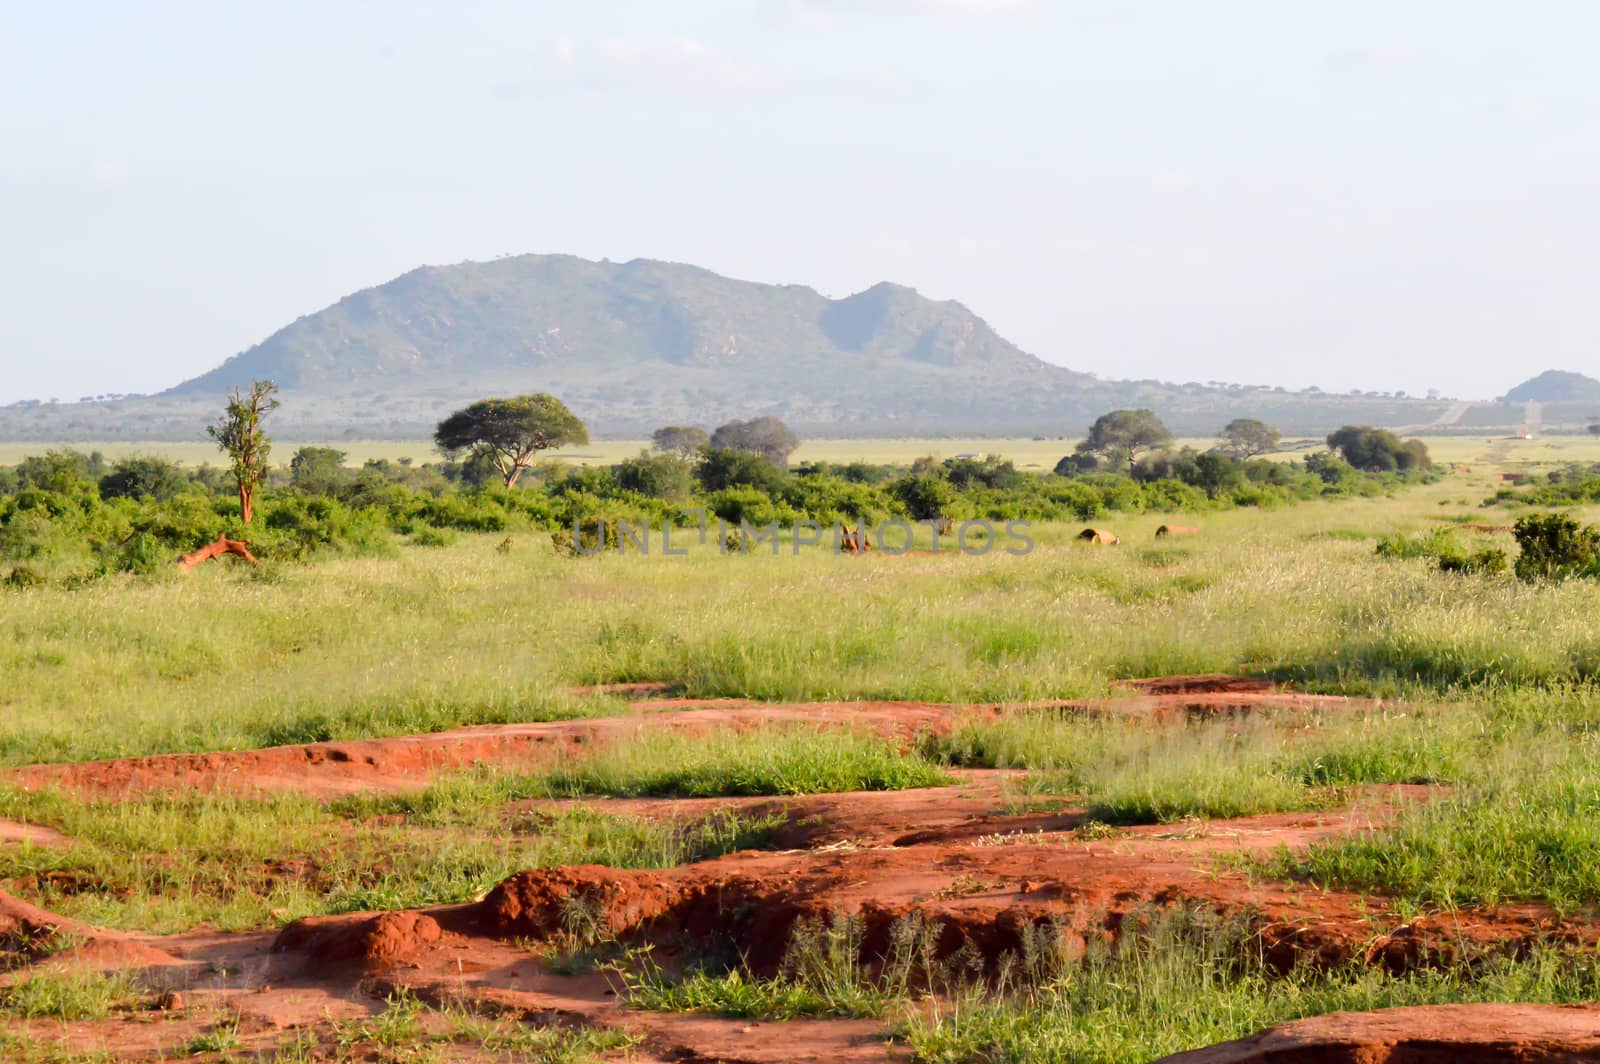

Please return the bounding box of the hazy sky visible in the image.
[3,0,1598,404]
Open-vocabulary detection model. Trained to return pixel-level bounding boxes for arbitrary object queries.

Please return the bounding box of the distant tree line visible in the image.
[0,390,1436,588]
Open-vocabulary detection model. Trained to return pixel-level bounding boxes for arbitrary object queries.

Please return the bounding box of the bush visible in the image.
[1375,527,1461,561]
[98,456,187,502]
[1439,547,1509,576]
[408,525,457,548]
[2,565,46,589]
[1513,513,1600,582]
[615,452,695,501]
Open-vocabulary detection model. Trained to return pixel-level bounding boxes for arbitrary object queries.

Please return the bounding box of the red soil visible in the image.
[5,675,1570,1061]
[1159,1003,1600,1062]
[7,783,1595,1061]
[8,675,1369,799]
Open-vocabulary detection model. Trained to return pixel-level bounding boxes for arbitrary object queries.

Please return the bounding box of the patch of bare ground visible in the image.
[0,818,66,847]
[3,783,1594,1061]
[7,675,1373,799]
[1158,1003,1600,1062]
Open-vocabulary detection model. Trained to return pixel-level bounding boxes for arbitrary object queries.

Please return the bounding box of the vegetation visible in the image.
[6,432,1600,1060]
[1327,425,1431,473]
[433,393,589,488]
[650,424,709,458]
[1074,409,1174,474]
[1217,417,1281,458]
[710,416,801,468]
[205,379,278,523]
[0,418,1432,589]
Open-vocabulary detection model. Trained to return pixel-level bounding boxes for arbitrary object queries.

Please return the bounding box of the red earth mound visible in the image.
[269,790,1568,979]
[1159,1003,1600,1062]
[10,678,1371,799]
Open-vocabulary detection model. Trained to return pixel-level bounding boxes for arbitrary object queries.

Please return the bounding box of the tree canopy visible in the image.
[289,446,350,496]
[1218,418,1281,458]
[207,380,279,523]
[650,425,709,459]
[710,417,800,468]
[434,394,589,488]
[1326,425,1431,473]
[98,456,187,502]
[1076,409,1173,473]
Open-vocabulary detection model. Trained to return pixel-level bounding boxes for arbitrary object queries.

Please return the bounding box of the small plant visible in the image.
[183,1018,242,1055]
[1374,526,1461,561]
[1438,547,1508,576]
[0,969,137,1020]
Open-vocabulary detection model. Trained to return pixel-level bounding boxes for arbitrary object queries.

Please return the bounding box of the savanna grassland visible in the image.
[3,452,1600,1062]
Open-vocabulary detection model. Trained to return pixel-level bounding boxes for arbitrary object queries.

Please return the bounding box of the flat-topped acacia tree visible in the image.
[434,393,589,488]
[207,379,279,524]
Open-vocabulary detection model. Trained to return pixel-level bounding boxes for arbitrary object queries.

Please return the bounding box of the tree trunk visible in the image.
[239,483,254,524]
[178,536,261,571]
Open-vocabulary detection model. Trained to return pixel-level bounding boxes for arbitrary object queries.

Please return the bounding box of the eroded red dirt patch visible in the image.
[8,677,1373,799]
[1160,1003,1600,1063]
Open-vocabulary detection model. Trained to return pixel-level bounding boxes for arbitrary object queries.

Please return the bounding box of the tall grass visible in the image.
[4,484,1599,766]
[0,785,783,931]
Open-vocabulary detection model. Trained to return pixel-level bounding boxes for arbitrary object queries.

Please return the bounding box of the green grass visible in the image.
[1,480,1597,768]
[629,906,1600,1064]
[538,726,951,798]
[0,968,136,1020]
[9,481,1600,1059]
[1268,740,1600,911]
[899,908,1600,1063]
[0,786,784,932]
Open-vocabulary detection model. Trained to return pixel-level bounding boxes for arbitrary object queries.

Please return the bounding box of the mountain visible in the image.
[171,256,1066,395]
[1,254,1459,439]
[1502,370,1600,403]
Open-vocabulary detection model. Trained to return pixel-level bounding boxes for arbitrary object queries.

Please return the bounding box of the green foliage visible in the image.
[206,379,279,522]
[97,456,186,502]
[1327,425,1431,473]
[615,450,695,500]
[434,393,589,488]
[0,969,136,1020]
[1512,512,1600,582]
[1375,527,1462,561]
[696,446,787,493]
[650,425,709,458]
[1218,417,1281,457]
[1077,409,1174,472]
[890,473,956,521]
[287,445,349,495]
[710,416,800,467]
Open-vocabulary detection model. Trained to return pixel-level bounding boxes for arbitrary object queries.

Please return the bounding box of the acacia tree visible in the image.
[650,425,709,459]
[207,380,279,524]
[1076,408,1173,475]
[710,416,800,467]
[434,393,589,488]
[1326,425,1431,472]
[1218,417,1281,458]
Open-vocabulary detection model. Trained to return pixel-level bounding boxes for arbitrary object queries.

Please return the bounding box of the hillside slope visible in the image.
[2,255,1457,438]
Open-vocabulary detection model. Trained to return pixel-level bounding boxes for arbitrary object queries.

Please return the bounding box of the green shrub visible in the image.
[1439,548,1508,576]
[1375,527,1460,561]
[1513,512,1600,582]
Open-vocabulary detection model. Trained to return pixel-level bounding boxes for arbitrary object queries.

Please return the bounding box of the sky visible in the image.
[3,0,1598,404]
